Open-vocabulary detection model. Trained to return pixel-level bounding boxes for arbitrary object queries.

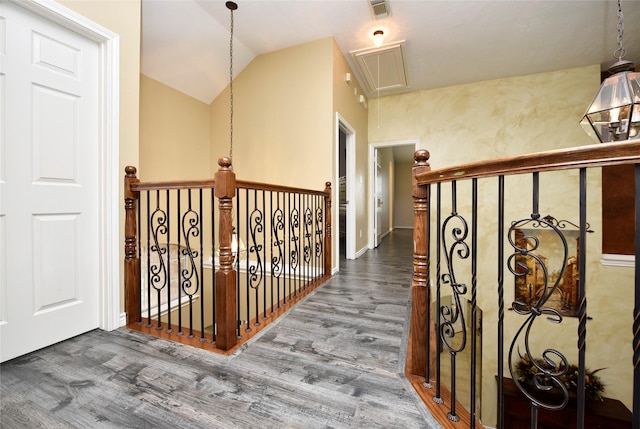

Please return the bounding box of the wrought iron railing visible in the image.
[407,141,640,428]
[124,157,332,353]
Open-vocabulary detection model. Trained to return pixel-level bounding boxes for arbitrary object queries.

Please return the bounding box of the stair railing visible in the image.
[124,157,332,353]
[408,140,640,428]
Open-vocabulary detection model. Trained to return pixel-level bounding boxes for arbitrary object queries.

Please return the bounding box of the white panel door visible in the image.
[0,1,100,362]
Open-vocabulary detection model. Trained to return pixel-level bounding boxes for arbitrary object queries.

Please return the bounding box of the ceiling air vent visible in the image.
[370,0,390,19]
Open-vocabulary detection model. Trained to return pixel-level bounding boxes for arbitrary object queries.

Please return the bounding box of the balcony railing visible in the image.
[407,140,640,428]
[124,157,332,353]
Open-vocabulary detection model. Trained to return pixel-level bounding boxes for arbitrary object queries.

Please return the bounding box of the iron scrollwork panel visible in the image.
[440,212,470,355]
[289,207,300,272]
[149,206,169,296]
[438,209,471,422]
[303,206,313,264]
[315,204,323,260]
[248,207,264,289]
[180,208,201,298]
[507,215,571,411]
[271,206,285,279]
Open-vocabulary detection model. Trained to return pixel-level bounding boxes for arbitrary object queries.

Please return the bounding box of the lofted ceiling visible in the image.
[142,0,640,106]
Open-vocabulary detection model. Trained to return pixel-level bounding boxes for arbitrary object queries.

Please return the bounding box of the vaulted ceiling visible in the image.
[142,0,640,105]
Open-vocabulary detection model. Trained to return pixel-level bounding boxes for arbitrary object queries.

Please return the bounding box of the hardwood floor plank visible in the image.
[1,230,437,429]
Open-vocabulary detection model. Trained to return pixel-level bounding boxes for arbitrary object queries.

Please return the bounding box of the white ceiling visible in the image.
[142,0,640,105]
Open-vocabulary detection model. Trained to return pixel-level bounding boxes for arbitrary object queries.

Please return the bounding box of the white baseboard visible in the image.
[355,246,368,259]
[119,312,127,327]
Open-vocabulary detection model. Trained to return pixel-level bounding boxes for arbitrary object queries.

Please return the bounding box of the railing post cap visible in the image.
[125,165,137,176]
[218,157,233,170]
[414,150,430,164]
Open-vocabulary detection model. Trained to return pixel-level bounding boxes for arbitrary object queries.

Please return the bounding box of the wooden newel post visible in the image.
[324,182,332,276]
[214,157,238,351]
[406,149,432,379]
[124,166,141,325]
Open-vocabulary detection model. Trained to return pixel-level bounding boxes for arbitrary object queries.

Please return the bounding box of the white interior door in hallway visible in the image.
[1,1,102,362]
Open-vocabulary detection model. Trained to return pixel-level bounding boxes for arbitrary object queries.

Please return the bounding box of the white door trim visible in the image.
[368,139,419,249]
[12,0,121,330]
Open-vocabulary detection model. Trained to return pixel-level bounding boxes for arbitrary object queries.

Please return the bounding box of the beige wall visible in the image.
[61,0,140,170]
[369,65,634,424]
[393,160,413,229]
[59,0,141,315]
[332,40,369,255]
[375,147,393,239]
[210,38,333,189]
[140,76,210,181]
[210,38,368,268]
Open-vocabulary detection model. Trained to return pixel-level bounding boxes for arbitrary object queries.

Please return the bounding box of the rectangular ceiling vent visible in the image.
[370,0,390,19]
[350,41,409,96]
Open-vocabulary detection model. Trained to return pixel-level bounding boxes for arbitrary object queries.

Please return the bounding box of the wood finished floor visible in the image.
[1,230,439,429]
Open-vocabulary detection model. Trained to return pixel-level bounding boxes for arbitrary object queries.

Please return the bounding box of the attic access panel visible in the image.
[350,41,409,95]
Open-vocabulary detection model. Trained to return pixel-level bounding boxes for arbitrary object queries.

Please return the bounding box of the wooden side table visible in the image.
[501,377,632,429]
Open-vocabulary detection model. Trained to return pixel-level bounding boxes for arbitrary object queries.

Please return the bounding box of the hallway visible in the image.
[1,230,437,429]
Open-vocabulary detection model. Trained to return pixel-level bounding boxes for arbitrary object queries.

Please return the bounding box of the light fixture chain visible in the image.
[615,0,627,61]
[229,4,234,162]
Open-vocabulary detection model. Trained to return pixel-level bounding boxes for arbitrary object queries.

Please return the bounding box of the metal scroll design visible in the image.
[289,207,300,272]
[532,214,593,234]
[271,207,285,279]
[314,205,323,259]
[440,212,469,355]
[248,207,264,289]
[149,207,169,293]
[507,216,570,411]
[180,208,200,297]
[303,207,313,264]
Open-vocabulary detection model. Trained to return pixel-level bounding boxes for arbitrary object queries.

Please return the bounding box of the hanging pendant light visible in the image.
[581,0,640,143]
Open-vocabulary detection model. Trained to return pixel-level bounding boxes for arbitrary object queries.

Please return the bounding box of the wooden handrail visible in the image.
[236,180,329,196]
[131,179,216,191]
[130,177,327,197]
[416,139,640,184]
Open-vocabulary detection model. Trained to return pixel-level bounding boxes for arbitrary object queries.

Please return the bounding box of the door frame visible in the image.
[368,139,419,249]
[335,113,356,268]
[12,0,121,330]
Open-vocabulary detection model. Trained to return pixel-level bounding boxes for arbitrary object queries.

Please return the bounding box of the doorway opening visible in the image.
[336,114,356,267]
[368,140,419,249]
[339,128,347,257]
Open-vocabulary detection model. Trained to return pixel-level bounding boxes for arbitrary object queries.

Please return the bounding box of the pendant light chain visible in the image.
[226,2,237,162]
[615,0,627,62]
